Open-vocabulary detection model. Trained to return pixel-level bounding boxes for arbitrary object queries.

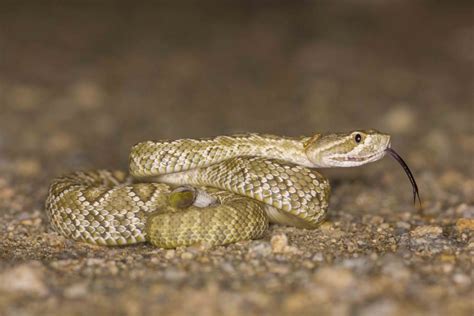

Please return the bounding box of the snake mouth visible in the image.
[335,149,385,163]
[385,147,422,208]
[343,152,379,162]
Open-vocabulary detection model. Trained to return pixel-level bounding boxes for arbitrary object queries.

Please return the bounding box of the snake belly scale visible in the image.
[46,131,392,248]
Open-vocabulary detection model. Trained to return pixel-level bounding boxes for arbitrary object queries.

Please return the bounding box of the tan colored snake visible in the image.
[45,130,419,248]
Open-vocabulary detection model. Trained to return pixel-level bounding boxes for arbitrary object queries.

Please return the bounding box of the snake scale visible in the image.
[46,130,418,248]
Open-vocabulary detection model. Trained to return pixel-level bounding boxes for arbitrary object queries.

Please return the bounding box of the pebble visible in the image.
[396,221,411,231]
[0,178,14,200]
[163,268,187,281]
[358,299,398,316]
[381,258,411,281]
[369,216,385,225]
[19,216,42,227]
[220,262,236,274]
[439,254,456,263]
[106,260,119,275]
[270,233,301,254]
[165,250,176,259]
[268,263,290,275]
[248,241,272,257]
[455,218,474,232]
[452,273,470,287]
[441,263,454,274]
[342,257,372,275]
[312,253,324,262]
[313,267,355,290]
[454,204,474,218]
[271,234,289,253]
[181,252,194,260]
[49,259,81,271]
[63,282,88,299]
[86,258,105,266]
[410,226,443,238]
[0,262,48,296]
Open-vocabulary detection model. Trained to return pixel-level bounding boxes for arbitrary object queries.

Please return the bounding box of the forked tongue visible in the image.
[385,147,422,209]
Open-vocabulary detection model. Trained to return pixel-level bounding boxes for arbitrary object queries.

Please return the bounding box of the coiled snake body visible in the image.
[46,131,394,248]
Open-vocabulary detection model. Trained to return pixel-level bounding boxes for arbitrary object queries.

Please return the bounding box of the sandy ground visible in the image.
[0,2,473,315]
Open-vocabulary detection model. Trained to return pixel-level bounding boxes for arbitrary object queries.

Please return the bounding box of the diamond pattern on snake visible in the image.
[46,130,420,248]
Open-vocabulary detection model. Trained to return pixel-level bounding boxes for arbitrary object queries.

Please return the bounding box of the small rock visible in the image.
[271,233,302,254]
[312,253,324,262]
[106,260,119,275]
[44,232,68,248]
[19,216,42,226]
[455,218,474,232]
[86,258,105,266]
[441,263,454,274]
[0,178,14,200]
[342,257,372,275]
[64,282,88,298]
[313,267,355,290]
[302,260,315,269]
[268,263,290,275]
[220,262,236,274]
[396,221,411,230]
[49,259,82,272]
[248,241,272,257]
[319,221,334,231]
[395,221,411,235]
[0,262,48,296]
[165,250,176,259]
[271,233,289,253]
[180,252,194,260]
[439,254,456,263]
[455,203,474,218]
[369,216,385,225]
[381,257,411,281]
[452,273,470,286]
[163,268,186,281]
[358,299,398,316]
[410,225,443,238]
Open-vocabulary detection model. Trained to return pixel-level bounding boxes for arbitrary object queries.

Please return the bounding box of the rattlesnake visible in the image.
[46,130,419,248]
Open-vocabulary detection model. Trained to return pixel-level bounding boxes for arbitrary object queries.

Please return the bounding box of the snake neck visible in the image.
[228,133,314,167]
[130,133,314,178]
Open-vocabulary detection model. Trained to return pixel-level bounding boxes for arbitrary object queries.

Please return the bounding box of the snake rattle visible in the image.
[46,130,420,248]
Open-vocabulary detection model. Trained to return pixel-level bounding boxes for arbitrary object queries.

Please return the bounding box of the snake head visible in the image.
[305,129,391,168]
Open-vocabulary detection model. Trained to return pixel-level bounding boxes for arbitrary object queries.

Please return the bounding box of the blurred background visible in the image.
[1,1,472,170]
[0,1,472,315]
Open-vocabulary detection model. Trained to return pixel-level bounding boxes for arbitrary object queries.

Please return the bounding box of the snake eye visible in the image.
[354,133,362,143]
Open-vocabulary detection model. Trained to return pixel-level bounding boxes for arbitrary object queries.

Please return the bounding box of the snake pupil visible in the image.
[354,134,362,143]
